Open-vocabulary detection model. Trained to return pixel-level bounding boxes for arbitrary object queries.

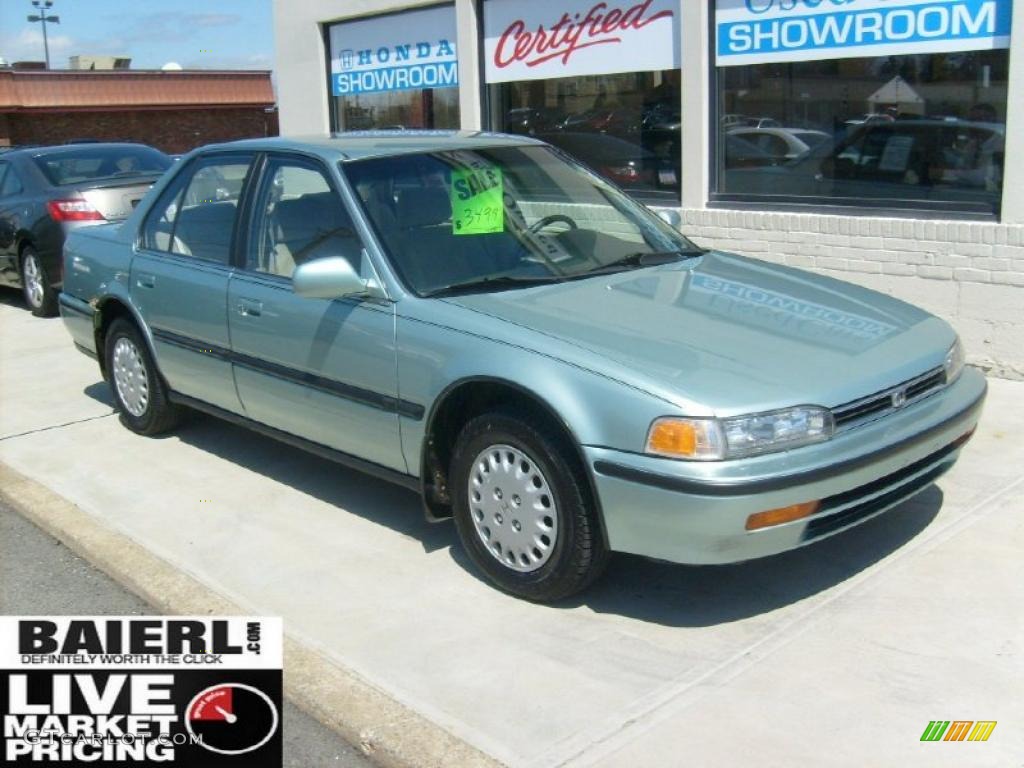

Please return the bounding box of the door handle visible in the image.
[136,273,156,289]
[236,298,262,317]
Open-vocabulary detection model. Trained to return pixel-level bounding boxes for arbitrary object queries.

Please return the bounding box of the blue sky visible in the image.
[0,0,274,70]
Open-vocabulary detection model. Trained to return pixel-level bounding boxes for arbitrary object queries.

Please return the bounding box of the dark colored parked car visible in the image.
[0,143,171,316]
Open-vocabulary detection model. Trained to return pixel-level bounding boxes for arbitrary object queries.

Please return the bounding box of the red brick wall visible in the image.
[4,107,279,153]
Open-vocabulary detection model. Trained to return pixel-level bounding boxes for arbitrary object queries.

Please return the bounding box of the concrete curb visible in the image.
[0,461,503,768]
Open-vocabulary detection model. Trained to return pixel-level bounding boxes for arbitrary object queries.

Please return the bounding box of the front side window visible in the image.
[344,145,700,296]
[247,158,362,279]
[483,0,681,200]
[327,5,460,130]
[713,0,1011,215]
[142,156,253,264]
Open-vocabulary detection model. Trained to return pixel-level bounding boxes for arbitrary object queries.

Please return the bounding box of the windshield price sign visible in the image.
[451,167,505,235]
[0,616,282,767]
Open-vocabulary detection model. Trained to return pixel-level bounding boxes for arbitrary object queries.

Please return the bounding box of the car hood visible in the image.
[445,252,955,416]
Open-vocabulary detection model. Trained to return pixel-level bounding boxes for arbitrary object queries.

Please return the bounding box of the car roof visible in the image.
[5,142,164,159]
[200,131,546,161]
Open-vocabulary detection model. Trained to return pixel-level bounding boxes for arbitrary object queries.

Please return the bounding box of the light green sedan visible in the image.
[59,132,986,601]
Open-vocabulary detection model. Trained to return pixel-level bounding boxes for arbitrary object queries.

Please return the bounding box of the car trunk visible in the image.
[78,176,162,221]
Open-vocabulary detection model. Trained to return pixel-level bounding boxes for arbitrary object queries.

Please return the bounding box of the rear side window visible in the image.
[32,146,170,186]
[0,163,22,197]
[142,155,253,264]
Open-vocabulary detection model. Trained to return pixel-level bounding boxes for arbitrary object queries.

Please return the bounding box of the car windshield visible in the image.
[32,146,171,186]
[343,145,700,296]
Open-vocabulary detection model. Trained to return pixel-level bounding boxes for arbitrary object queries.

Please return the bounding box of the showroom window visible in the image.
[326,4,460,131]
[713,0,1011,216]
[482,0,681,202]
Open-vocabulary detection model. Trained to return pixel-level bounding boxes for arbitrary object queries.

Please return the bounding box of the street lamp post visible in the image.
[26,0,60,70]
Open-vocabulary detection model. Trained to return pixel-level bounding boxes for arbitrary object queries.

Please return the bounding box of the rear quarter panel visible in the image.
[61,223,137,354]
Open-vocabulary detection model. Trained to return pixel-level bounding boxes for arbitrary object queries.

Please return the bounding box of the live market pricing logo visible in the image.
[0,617,283,767]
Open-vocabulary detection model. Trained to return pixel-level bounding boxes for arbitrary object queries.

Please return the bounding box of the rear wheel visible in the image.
[450,411,609,602]
[104,318,181,435]
[20,247,57,317]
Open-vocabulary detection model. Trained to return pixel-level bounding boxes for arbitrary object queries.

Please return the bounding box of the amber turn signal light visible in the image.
[745,500,820,531]
[647,419,698,456]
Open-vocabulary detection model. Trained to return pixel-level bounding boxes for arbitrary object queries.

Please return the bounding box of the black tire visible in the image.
[20,246,58,317]
[104,318,181,435]
[450,411,609,602]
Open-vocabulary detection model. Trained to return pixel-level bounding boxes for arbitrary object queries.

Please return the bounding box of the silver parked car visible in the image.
[0,143,171,316]
[60,133,984,601]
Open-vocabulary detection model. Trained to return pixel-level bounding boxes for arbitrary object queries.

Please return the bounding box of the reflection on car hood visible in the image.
[446,251,955,415]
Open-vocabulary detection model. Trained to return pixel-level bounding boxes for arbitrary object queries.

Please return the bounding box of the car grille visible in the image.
[832,366,946,430]
[801,432,969,542]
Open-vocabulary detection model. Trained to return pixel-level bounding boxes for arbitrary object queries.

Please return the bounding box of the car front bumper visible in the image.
[587,367,987,565]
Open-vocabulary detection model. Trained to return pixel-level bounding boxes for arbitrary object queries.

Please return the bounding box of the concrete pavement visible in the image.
[0,290,1020,767]
[0,498,374,768]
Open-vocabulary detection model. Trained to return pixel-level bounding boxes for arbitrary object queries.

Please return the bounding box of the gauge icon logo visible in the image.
[185,683,280,756]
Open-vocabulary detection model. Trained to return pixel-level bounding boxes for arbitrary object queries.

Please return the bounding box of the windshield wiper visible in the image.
[588,248,705,274]
[422,274,562,298]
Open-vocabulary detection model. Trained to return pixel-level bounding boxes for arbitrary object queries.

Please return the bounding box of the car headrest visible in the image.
[275,192,338,231]
[396,187,451,228]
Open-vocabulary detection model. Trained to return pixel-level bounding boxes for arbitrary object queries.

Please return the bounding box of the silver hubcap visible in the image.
[23,254,44,308]
[112,337,149,417]
[468,444,558,573]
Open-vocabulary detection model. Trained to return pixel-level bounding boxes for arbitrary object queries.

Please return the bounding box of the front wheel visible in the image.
[21,247,57,317]
[450,412,609,602]
[104,318,181,435]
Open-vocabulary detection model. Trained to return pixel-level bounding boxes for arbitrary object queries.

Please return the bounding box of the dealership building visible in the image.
[274,0,1023,378]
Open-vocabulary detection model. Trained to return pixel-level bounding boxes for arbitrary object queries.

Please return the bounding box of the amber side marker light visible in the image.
[746,500,821,531]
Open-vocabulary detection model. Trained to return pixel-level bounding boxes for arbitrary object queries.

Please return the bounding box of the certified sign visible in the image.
[484,0,680,83]
[716,0,1013,66]
[330,5,459,95]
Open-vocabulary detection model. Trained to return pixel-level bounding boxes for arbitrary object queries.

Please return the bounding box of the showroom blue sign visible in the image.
[332,59,458,96]
[716,0,1012,66]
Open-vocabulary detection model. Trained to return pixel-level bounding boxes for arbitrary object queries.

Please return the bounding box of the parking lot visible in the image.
[1,292,1021,767]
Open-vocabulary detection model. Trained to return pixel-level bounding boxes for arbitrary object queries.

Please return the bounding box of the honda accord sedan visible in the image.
[59,132,985,601]
[0,142,170,316]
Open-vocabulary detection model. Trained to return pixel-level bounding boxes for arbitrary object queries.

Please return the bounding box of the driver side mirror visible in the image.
[293,257,381,300]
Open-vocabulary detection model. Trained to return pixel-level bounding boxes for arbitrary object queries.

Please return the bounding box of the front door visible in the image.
[227,153,405,473]
[133,152,255,412]
[0,161,22,287]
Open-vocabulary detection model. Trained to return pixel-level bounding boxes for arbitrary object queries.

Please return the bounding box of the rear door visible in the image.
[133,152,255,412]
[227,152,405,472]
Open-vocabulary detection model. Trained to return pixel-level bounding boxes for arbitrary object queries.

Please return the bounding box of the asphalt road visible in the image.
[0,498,373,768]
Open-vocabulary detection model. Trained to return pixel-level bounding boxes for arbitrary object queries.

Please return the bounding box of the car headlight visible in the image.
[646,406,834,461]
[943,337,965,384]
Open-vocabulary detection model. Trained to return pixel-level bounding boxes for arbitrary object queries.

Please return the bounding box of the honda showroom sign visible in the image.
[330,5,458,95]
[716,0,1012,67]
[484,0,681,83]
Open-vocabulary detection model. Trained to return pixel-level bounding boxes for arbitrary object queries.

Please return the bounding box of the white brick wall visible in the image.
[672,208,1024,380]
